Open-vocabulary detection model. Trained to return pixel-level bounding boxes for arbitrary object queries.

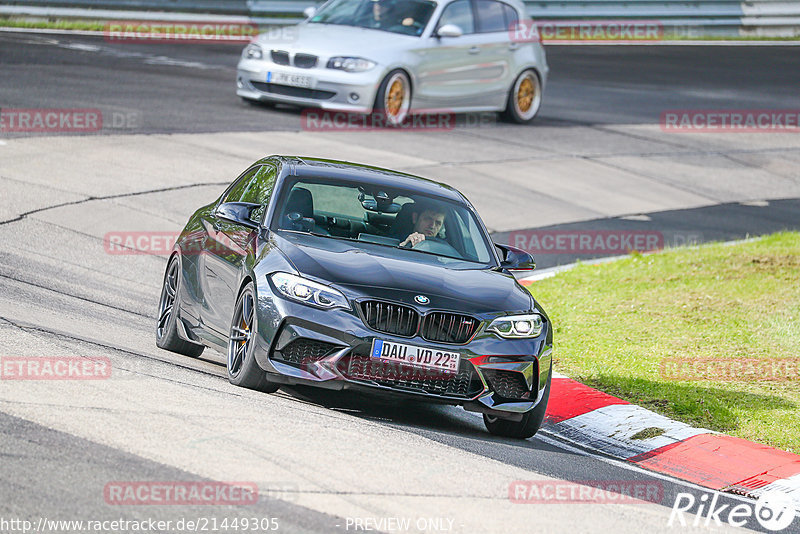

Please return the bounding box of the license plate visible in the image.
[267,71,312,88]
[370,339,460,374]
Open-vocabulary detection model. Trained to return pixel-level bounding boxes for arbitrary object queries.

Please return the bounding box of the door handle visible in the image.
[509,43,520,51]
[468,46,480,54]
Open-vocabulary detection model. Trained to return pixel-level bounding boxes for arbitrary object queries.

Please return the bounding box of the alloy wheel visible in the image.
[228,290,254,377]
[157,260,178,339]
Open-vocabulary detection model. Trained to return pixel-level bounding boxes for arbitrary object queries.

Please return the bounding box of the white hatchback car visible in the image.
[237,0,548,124]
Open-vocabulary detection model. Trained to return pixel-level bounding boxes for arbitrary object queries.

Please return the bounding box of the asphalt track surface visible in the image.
[2,32,800,132]
[1,30,799,533]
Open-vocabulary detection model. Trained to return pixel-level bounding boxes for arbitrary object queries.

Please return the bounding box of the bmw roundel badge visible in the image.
[414,295,430,305]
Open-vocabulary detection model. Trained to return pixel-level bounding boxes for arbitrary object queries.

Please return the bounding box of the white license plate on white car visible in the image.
[267,71,312,88]
[370,339,461,374]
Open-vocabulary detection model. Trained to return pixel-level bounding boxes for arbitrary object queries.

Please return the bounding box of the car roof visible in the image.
[262,155,466,203]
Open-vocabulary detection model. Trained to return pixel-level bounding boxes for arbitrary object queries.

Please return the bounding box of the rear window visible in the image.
[475,0,513,33]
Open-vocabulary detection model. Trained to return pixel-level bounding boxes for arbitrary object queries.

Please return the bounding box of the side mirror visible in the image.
[303,6,316,18]
[495,243,535,271]
[436,24,463,38]
[216,202,263,229]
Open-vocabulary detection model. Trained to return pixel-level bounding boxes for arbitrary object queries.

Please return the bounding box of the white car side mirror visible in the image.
[436,24,463,38]
[303,6,317,18]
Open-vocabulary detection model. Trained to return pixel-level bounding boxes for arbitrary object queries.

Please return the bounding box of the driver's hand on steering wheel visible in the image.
[399,232,425,248]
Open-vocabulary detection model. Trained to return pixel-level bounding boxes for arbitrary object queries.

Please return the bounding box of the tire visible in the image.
[502,69,542,125]
[156,256,204,358]
[372,69,411,127]
[227,282,280,393]
[483,365,551,439]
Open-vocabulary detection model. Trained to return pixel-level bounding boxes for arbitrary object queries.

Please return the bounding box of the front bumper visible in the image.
[252,287,552,417]
[237,58,381,113]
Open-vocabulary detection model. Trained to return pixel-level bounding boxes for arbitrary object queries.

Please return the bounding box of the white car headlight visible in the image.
[486,314,543,339]
[270,272,349,310]
[243,43,263,60]
[326,57,376,72]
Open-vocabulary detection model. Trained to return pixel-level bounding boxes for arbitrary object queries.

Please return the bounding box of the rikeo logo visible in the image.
[669,491,797,531]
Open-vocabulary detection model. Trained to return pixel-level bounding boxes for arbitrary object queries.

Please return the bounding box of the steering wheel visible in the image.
[407,20,425,33]
[387,20,424,35]
[411,237,460,257]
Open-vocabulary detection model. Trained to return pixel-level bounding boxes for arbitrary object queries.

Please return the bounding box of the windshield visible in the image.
[309,0,437,36]
[271,177,496,267]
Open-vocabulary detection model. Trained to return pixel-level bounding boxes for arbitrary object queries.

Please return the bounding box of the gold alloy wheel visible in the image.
[228,290,254,377]
[381,71,410,125]
[511,70,542,122]
[386,79,404,116]
[517,77,534,113]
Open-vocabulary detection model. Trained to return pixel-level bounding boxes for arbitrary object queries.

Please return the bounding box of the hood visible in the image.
[274,233,533,314]
[257,22,416,58]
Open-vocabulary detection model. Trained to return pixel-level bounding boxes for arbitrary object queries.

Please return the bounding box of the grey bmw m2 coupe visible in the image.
[156,156,552,438]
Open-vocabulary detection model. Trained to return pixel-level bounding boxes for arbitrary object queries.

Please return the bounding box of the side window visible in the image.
[436,0,474,34]
[474,0,506,33]
[502,3,518,28]
[239,164,277,223]
[223,166,260,203]
[239,164,277,204]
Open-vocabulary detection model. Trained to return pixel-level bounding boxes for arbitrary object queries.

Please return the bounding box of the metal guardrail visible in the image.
[5,0,250,14]
[525,0,800,35]
[2,0,800,36]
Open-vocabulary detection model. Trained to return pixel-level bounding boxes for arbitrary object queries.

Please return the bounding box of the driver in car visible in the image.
[399,206,446,247]
[368,0,417,32]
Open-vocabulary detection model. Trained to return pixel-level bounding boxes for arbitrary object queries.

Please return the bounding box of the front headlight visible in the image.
[326,57,376,72]
[270,272,349,310]
[243,43,263,60]
[487,314,543,339]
